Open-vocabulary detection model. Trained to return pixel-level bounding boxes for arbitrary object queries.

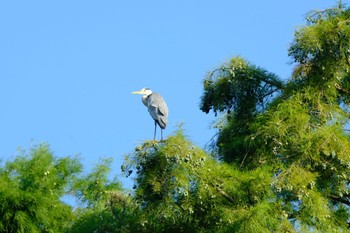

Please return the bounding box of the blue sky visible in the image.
[0,1,335,190]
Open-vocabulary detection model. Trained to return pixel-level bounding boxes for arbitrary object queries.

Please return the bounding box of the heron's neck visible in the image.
[142,94,150,106]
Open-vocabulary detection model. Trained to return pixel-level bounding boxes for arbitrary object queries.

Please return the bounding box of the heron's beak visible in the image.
[131,90,144,95]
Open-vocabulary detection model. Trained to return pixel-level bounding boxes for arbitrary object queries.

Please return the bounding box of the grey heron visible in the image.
[132,88,168,141]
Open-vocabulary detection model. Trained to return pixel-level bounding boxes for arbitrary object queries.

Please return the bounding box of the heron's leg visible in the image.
[161,129,163,141]
[154,121,157,141]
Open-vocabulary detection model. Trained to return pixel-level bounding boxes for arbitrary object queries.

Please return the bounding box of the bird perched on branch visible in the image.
[132,88,168,141]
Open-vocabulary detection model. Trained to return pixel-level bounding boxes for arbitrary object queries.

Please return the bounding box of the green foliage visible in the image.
[200,56,284,164]
[289,3,350,107]
[66,190,139,233]
[198,3,350,232]
[0,145,129,233]
[72,158,122,207]
[122,130,292,232]
[0,144,81,233]
[200,57,284,116]
[66,158,139,233]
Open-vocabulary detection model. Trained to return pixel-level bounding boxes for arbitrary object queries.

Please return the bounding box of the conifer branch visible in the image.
[328,195,350,206]
[210,181,235,204]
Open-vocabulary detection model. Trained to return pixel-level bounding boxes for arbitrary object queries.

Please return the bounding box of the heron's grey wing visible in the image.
[147,93,168,129]
[148,93,168,117]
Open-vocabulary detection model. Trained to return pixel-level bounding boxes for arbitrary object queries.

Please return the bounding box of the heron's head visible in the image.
[131,87,152,96]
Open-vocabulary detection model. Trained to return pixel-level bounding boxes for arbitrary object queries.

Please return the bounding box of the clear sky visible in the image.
[0,1,336,190]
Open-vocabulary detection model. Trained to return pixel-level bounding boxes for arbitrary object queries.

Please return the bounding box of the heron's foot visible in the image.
[143,139,167,147]
[143,140,158,145]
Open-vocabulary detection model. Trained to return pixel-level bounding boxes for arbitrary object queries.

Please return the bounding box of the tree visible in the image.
[0,144,81,233]
[199,2,350,232]
[123,130,290,232]
[0,145,128,233]
[66,158,139,233]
